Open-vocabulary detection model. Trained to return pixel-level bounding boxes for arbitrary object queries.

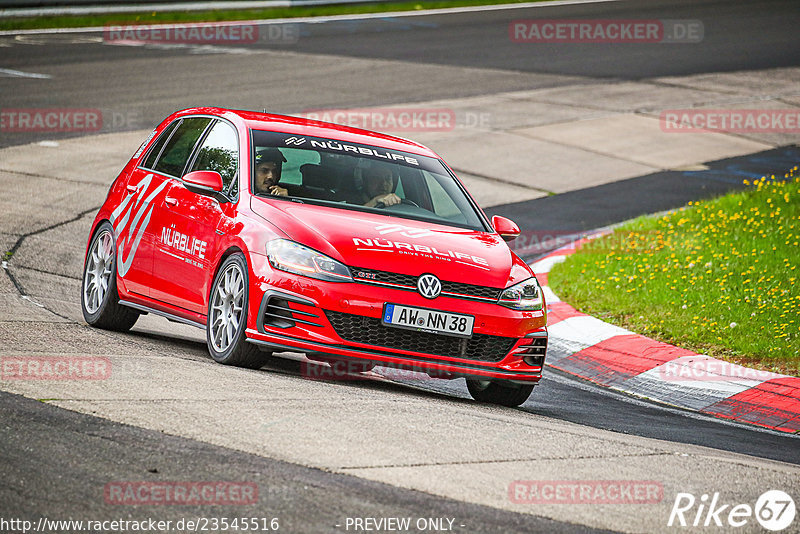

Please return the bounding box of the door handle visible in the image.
[126,184,137,193]
[165,197,177,206]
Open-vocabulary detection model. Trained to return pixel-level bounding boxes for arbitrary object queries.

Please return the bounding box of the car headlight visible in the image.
[266,239,352,282]
[498,277,543,311]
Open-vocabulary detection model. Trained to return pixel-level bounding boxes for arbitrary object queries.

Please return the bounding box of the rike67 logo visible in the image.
[668,490,795,531]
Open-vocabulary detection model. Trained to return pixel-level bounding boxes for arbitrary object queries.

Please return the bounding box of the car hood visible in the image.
[250,199,533,288]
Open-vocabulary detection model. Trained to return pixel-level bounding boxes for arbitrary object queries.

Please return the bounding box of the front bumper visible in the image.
[245,257,548,383]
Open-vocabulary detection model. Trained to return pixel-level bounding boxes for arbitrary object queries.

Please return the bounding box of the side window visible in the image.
[142,120,179,170]
[153,117,212,177]
[189,120,239,191]
[424,172,462,219]
[277,147,320,185]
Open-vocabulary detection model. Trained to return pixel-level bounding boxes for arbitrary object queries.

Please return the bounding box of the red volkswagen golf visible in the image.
[82,107,547,406]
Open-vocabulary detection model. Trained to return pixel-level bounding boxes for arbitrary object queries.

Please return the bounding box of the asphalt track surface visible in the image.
[486,146,800,235]
[1,0,800,531]
[1,0,799,148]
[2,390,602,534]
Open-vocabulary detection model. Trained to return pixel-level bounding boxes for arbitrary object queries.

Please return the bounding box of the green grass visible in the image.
[0,0,544,31]
[549,167,800,376]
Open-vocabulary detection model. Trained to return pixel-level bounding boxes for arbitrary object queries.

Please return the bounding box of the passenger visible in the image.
[254,148,288,196]
[362,164,400,207]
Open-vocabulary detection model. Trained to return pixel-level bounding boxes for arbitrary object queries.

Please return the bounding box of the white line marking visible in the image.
[21,295,45,307]
[1,0,358,17]
[0,67,51,79]
[104,40,263,55]
[530,254,567,274]
[541,285,560,304]
[0,0,623,36]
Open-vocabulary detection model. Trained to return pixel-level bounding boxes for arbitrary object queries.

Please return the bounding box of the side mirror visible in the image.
[492,215,520,242]
[183,170,224,194]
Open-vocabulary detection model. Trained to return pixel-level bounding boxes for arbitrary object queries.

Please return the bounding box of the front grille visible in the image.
[325,310,516,363]
[350,267,502,301]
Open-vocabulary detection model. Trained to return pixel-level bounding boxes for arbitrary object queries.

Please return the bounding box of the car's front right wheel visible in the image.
[466,379,534,407]
[207,253,267,369]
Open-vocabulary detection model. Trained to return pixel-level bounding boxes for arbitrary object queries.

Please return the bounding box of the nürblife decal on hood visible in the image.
[352,237,490,271]
[252,130,446,174]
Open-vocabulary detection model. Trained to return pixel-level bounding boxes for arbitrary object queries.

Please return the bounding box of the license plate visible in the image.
[382,303,474,338]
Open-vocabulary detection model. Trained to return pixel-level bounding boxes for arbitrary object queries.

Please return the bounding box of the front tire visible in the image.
[207,253,266,369]
[81,221,139,331]
[466,379,534,407]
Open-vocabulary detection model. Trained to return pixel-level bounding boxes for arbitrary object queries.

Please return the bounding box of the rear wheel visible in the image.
[466,379,534,407]
[207,253,267,369]
[81,221,139,331]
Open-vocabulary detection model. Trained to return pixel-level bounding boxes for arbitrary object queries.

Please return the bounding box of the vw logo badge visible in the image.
[417,274,442,299]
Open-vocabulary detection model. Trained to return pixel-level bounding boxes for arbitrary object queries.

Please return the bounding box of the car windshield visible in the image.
[250,130,487,231]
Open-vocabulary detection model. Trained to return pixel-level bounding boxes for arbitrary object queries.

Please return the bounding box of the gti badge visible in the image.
[417,273,442,299]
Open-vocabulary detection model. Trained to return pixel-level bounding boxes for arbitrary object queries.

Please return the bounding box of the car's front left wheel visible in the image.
[207,253,267,369]
[81,221,140,331]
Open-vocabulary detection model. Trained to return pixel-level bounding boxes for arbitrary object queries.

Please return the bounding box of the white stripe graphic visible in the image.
[0,67,51,79]
[112,173,169,277]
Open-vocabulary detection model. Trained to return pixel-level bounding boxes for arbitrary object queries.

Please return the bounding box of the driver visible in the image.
[254,148,288,196]
[362,164,400,207]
